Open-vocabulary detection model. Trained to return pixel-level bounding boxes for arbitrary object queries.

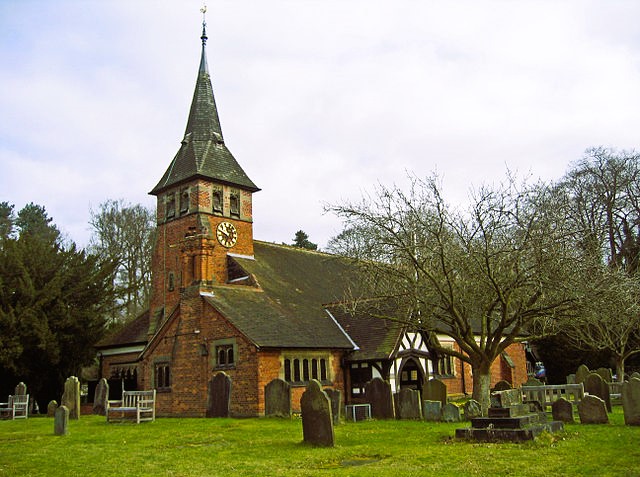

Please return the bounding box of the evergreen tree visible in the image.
[292,230,318,250]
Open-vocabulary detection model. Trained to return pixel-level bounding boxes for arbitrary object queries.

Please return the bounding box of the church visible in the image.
[96,20,528,417]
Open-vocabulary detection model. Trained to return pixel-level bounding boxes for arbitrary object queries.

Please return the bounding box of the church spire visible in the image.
[151,8,259,195]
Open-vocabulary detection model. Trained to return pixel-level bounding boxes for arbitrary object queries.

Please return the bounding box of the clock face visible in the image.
[216,221,238,248]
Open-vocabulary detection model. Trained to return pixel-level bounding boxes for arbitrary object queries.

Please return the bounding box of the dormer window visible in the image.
[230,190,240,218]
[180,188,190,214]
[212,188,223,214]
[165,193,176,219]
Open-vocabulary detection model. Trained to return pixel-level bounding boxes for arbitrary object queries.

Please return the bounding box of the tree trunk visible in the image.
[615,355,625,383]
[471,363,492,415]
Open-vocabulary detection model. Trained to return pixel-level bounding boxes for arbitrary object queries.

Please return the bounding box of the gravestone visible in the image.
[566,374,576,384]
[577,395,609,424]
[300,380,334,447]
[490,388,522,408]
[463,399,482,420]
[622,377,640,426]
[595,367,613,383]
[575,364,590,384]
[47,400,58,418]
[54,405,69,436]
[324,388,342,424]
[15,382,27,395]
[207,372,232,417]
[523,377,543,386]
[493,380,512,391]
[423,400,442,422]
[423,378,447,407]
[551,397,574,423]
[442,403,461,422]
[364,377,395,419]
[395,388,422,420]
[61,376,80,420]
[631,372,640,380]
[93,378,109,416]
[265,378,291,418]
[584,372,611,412]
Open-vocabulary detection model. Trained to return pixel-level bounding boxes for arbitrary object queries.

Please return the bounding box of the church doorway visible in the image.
[399,358,425,395]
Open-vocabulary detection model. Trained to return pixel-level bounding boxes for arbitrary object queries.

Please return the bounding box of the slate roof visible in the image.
[150,28,259,195]
[96,310,150,349]
[208,241,359,349]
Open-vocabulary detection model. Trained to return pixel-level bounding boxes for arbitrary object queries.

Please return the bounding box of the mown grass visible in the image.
[1,408,639,477]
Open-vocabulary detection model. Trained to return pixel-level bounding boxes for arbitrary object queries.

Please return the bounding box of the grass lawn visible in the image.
[1,407,639,477]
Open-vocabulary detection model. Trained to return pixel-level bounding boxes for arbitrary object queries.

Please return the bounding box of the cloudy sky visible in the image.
[2,1,639,249]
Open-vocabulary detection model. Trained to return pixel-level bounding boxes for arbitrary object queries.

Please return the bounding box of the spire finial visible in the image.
[200,3,208,45]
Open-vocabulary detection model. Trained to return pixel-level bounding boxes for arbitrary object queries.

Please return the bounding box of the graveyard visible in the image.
[0,408,638,476]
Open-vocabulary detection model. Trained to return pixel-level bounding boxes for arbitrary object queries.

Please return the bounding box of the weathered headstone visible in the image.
[551,397,574,423]
[207,372,232,417]
[595,367,613,383]
[490,388,522,409]
[423,400,442,422]
[566,374,576,384]
[622,377,640,426]
[631,372,640,380]
[15,382,27,395]
[54,405,69,436]
[423,378,447,407]
[584,372,611,412]
[523,377,543,386]
[61,376,80,420]
[264,378,291,418]
[493,380,512,391]
[92,378,109,416]
[463,399,482,420]
[300,380,334,447]
[575,364,590,384]
[395,388,422,420]
[442,403,461,422]
[577,395,609,424]
[47,400,58,418]
[364,377,395,419]
[324,388,342,424]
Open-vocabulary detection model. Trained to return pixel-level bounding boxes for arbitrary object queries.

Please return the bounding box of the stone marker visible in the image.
[463,399,482,420]
[265,378,291,418]
[490,389,522,409]
[395,388,422,420]
[423,378,447,408]
[93,378,109,416]
[622,377,640,426]
[523,377,543,386]
[575,364,590,384]
[47,400,58,418]
[584,372,611,412]
[207,372,232,417]
[566,374,576,384]
[595,367,613,383]
[631,372,640,380]
[324,388,342,425]
[551,397,574,423]
[493,380,512,391]
[423,400,442,422]
[365,377,395,419]
[577,395,609,424]
[15,382,27,395]
[54,405,69,436]
[442,403,461,422]
[61,376,81,420]
[301,379,334,447]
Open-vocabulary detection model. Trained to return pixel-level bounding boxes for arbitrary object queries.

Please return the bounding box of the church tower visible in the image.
[148,17,259,326]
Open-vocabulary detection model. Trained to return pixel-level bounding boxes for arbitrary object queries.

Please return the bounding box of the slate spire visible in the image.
[151,12,259,195]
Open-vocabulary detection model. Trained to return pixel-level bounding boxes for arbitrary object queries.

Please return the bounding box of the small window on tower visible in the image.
[166,193,176,219]
[230,191,240,218]
[167,272,175,291]
[212,188,223,214]
[180,188,190,214]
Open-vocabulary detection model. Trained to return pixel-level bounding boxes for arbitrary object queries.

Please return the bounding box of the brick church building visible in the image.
[96,20,528,417]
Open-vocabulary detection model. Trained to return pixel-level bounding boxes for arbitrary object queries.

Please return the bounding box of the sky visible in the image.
[2,1,640,250]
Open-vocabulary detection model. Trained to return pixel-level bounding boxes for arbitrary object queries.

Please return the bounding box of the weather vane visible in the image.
[200,2,208,44]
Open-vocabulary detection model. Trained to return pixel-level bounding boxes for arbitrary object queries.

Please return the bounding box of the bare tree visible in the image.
[89,199,155,324]
[327,173,585,411]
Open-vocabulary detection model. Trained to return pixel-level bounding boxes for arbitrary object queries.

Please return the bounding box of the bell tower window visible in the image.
[212,188,223,214]
[230,191,240,218]
[165,193,176,219]
[180,188,190,214]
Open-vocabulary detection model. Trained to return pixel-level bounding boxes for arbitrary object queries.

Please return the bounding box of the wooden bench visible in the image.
[0,394,29,420]
[106,390,156,423]
[521,383,584,408]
